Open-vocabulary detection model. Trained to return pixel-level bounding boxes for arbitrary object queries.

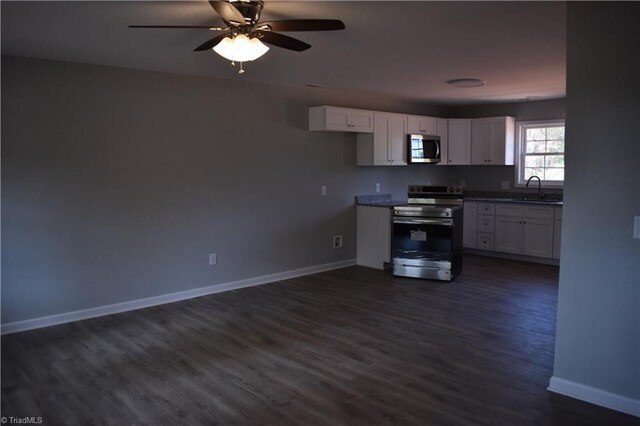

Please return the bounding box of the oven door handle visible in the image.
[393,217,453,226]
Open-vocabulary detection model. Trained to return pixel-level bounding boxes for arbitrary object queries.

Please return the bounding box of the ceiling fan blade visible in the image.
[259,19,345,32]
[209,1,245,25]
[194,33,229,52]
[129,25,225,30]
[257,31,311,52]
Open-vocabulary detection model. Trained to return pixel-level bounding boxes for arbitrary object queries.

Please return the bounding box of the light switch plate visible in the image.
[321,185,327,196]
[634,216,640,239]
[500,181,510,190]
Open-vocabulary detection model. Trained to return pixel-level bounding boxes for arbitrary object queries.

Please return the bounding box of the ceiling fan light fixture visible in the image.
[213,34,269,62]
[446,78,485,88]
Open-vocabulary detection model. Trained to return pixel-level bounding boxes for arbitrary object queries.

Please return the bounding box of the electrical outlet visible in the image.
[321,185,327,196]
[375,183,381,193]
[332,235,343,248]
[501,181,510,190]
[209,253,217,266]
[460,180,466,187]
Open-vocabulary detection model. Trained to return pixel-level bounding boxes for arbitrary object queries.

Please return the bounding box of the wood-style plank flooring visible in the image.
[2,255,637,425]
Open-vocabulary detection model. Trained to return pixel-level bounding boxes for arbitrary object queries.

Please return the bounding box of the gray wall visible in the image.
[1,56,453,323]
[447,98,566,193]
[553,2,640,401]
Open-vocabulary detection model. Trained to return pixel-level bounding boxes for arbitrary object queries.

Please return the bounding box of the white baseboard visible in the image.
[548,376,640,417]
[1,258,357,335]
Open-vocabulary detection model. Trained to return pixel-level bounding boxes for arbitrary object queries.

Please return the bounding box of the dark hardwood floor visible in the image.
[2,255,637,425]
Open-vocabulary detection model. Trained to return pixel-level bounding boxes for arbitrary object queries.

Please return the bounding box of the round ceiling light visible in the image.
[446,78,486,88]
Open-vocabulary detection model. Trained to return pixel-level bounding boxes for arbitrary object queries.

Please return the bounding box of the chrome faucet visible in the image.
[526,175,544,199]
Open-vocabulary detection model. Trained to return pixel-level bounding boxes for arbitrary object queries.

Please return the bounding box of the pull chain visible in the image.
[229,61,245,74]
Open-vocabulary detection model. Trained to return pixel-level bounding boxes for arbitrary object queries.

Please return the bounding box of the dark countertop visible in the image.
[357,200,408,207]
[356,193,407,207]
[465,197,563,206]
[356,192,562,207]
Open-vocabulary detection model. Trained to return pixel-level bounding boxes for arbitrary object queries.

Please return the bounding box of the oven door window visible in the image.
[393,220,452,262]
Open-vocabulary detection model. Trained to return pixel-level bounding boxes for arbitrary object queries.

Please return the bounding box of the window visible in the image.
[516,120,565,187]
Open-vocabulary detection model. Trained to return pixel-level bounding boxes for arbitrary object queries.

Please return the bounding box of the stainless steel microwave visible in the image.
[408,134,441,164]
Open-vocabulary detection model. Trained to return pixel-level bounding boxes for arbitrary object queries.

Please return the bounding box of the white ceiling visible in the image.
[1,1,567,104]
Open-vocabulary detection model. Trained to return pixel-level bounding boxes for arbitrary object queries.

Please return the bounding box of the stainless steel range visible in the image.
[392,185,464,281]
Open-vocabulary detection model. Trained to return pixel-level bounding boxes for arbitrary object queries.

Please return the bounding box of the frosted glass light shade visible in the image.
[213,34,269,62]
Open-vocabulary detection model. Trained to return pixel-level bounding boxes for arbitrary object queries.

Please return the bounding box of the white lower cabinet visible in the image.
[463,201,478,248]
[466,201,560,261]
[522,219,554,258]
[357,205,392,269]
[494,216,523,254]
[494,204,554,258]
[553,207,562,259]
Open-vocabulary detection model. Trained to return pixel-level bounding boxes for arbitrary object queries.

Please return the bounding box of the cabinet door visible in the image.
[522,219,554,258]
[494,216,523,254]
[407,115,437,134]
[372,113,391,165]
[436,118,448,166]
[447,119,471,165]
[309,106,375,133]
[407,116,422,134]
[489,118,506,164]
[324,107,351,131]
[471,119,490,164]
[553,220,562,259]
[463,202,478,248]
[349,110,374,132]
[421,117,438,134]
[489,116,515,165]
[388,114,407,164]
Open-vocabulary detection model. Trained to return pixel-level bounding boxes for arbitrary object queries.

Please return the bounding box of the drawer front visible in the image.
[524,205,554,220]
[477,232,495,250]
[477,215,495,233]
[496,204,524,217]
[478,203,495,215]
[554,207,563,221]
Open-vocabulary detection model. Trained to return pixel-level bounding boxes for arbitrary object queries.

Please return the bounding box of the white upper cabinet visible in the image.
[447,119,472,165]
[357,112,407,166]
[436,118,449,166]
[471,117,515,165]
[407,115,438,135]
[309,106,374,133]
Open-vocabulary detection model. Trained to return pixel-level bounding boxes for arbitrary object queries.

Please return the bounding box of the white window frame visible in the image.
[515,119,565,188]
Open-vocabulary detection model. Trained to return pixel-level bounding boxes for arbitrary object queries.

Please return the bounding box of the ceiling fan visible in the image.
[130,0,345,73]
